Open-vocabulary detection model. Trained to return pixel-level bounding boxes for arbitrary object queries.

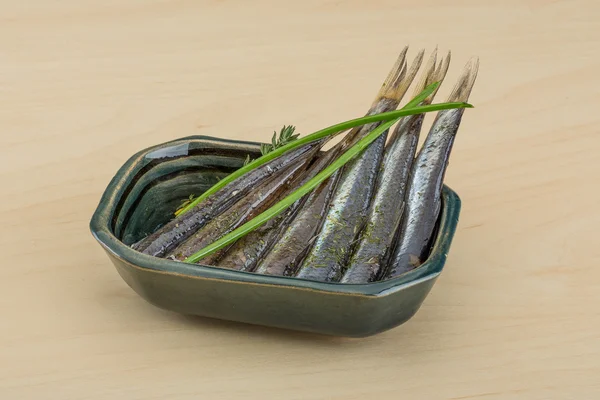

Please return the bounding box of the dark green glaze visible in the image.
[90,135,461,337]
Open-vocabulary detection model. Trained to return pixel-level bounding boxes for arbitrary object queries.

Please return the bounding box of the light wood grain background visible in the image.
[1,1,598,399]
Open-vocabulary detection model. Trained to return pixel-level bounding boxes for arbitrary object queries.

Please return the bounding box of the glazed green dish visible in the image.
[90,136,461,337]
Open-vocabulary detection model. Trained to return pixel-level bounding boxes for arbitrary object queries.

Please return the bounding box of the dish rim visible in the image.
[90,135,461,298]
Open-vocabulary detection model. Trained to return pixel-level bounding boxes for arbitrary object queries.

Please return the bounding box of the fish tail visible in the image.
[411,48,452,105]
[411,47,438,99]
[374,46,408,105]
[429,50,452,101]
[447,57,480,103]
[372,47,425,107]
[435,51,452,84]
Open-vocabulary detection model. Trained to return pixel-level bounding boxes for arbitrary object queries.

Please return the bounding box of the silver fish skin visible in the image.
[206,200,302,271]
[295,133,387,282]
[340,116,421,283]
[386,59,479,278]
[253,149,342,276]
[254,169,340,277]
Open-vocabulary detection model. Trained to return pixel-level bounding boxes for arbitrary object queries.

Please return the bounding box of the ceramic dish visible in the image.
[90,135,461,337]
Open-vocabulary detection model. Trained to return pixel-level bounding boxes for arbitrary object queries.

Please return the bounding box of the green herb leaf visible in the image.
[261,125,299,156]
[174,194,196,217]
[271,132,277,148]
[260,143,270,155]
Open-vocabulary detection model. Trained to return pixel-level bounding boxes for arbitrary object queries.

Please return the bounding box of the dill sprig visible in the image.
[261,125,299,156]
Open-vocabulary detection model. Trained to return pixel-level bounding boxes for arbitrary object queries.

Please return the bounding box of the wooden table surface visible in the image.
[1,1,598,398]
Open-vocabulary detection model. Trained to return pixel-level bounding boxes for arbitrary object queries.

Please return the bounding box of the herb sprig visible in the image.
[241,125,299,168]
[261,125,299,156]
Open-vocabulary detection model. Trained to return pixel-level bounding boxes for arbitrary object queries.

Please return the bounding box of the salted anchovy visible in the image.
[385,59,479,278]
[131,141,322,257]
[296,49,425,282]
[167,152,317,261]
[341,50,451,284]
[203,202,302,271]
[208,147,340,271]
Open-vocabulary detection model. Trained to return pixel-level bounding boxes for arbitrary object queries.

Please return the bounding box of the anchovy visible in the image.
[385,59,479,278]
[341,50,451,283]
[167,152,316,261]
[296,49,425,282]
[131,141,322,257]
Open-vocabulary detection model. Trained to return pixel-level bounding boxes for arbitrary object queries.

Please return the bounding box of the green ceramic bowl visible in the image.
[90,135,461,337]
